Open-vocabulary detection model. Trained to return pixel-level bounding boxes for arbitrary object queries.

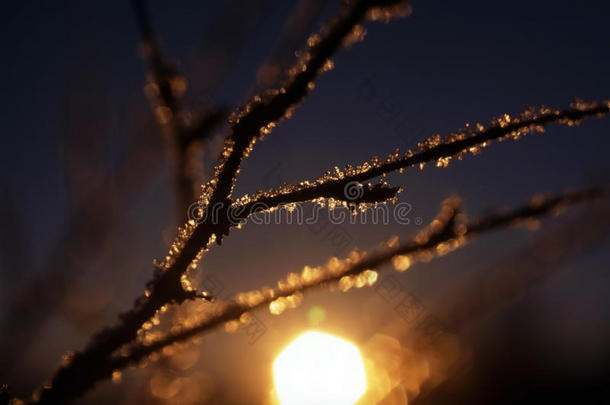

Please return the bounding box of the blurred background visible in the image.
[1,0,609,403]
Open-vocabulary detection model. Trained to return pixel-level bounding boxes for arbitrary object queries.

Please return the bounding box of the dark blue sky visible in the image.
[1,1,609,403]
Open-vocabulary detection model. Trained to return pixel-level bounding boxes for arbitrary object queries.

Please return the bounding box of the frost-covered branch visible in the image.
[253,0,331,92]
[30,2,411,403]
[237,100,609,211]
[228,182,402,220]
[205,0,411,208]
[102,187,602,377]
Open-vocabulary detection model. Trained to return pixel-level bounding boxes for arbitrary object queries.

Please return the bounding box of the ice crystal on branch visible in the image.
[155,0,413,296]
[18,0,609,403]
[210,0,412,201]
[103,188,602,376]
[223,100,609,223]
[25,4,417,403]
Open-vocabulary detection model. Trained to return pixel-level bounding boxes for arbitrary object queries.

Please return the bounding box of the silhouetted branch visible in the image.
[440,193,610,331]
[184,0,272,100]
[179,108,227,149]
[408,192,610,402]
[20,1,609,403]
[30,2,410,403]
[254,0,330,91]
[132,0,227,217]
[104,188,601,376]
[209,0,411,205]
[132,0,185,129]
[239,101,610,210]
[0,75,168,382]
[175,108,228,218]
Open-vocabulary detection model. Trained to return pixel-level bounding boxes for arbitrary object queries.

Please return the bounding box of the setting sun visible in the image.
[273,331,367,405]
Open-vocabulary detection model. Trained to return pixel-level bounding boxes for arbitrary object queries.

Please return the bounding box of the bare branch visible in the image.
[237,101,609,211]
[178,108,227,149]
[175,108,228,218]
[105,187,602,376]
[229,181,402,221]
[254,0,331,92]
[132,0,227,217]
[132,0,185,130]
[9,1,607,403]
[30,2,410,403]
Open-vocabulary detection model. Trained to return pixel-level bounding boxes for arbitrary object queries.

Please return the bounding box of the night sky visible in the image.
[1,1,610,403]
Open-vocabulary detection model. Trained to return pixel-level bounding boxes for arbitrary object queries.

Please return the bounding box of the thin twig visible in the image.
[253,0,331,92]
[105,187,602,374]
[132,0,227,217]
[132,0,183,125]
[237,101,610,212]
[31,2,409,403]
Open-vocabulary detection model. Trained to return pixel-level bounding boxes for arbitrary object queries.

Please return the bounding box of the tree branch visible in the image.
[30,2,411,403]
[103,187,602,378]
[237,100,609,212]
[208,0,411,205]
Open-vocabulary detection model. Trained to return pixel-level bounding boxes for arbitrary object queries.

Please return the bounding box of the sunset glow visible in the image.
[273,331,367,405]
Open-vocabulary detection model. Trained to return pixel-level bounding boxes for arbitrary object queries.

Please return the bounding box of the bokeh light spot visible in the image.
[307,305,326,325]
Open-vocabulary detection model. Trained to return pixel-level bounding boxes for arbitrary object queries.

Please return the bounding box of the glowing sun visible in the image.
[273,331,367,405]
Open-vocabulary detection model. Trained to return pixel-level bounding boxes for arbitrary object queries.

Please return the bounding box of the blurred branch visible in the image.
[132,0,184,126]
[407,194,610,404]
[17,1,609,403]
[30,2,411,403]
[132,0,227,218]
[174,108,228,218]
[106,188,602,375]
[440,194,610,331]
[178,108,227,149]
[0,91,165,381]
[184,0,272,101]
[254,0,330,92]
